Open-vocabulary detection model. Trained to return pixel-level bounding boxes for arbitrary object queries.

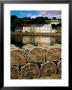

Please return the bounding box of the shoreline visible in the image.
[11,32,61,37]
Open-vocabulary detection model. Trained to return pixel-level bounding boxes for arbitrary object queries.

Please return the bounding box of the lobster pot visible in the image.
[40,74,61,79]
[11,66,19,79]
[37,43,51,49]
[10,44,20,51]
[53,44,61,48]
[11,49,29,66]
[11,56,17,66]
[21,44,35,55]
[40,61,57,77]
[20,63,40,79]
[46,48,61,61]
[28,48,46,63]
[57,61,61,75]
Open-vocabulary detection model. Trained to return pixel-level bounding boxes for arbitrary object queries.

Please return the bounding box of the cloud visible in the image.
[30,11,61,19]
[39,11,48,15]
[39,11,61,15]
[31,14,42,18]
[38,11,61,19]
[11,10,61,19]
[31,15,37,18]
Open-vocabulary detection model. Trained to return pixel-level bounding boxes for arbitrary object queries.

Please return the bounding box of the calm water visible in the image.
[11,35,61,47]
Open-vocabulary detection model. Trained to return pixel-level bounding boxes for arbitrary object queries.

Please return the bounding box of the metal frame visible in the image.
[0,0,71,89]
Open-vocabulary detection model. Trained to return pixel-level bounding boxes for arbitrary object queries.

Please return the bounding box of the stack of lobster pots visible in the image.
[11,43,61,79]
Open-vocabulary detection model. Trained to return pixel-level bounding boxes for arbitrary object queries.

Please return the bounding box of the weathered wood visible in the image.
[10,66,19,79]
[53,44,61,48]
[46,48,61,61]
[22,44,35,51]
[37,43,51,50]
[28,48,46,63]
[22,49,30,55]
[57,61,61,75]
[39,74,61,79]
[22,44,35,55]
[40,61,57,77]
[11,50,29,65]
[11,44,20,51]
[20,63,40,79]
[11,57,17,65]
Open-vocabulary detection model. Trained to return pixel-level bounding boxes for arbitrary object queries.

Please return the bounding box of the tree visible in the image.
[44,17,49,20]
[51,24,57,29]
[11,15,18,32]
[11,16,50,32]
[34,17,45,24]
[52,17,57,20]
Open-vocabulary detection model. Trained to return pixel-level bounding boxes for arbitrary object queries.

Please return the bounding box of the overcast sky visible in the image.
[11,10,61,19]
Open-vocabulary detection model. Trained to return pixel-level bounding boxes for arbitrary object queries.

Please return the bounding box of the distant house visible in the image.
[56,23,61,30]
[15,24,52,33]
[15,26,23,33]
[51,19,61,25]
[15,19,61,33]
[23,24,52,33]
[51,18,61,32]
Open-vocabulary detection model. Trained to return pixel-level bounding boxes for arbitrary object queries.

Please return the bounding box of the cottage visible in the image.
[15,26,23,33]
[15,21,61,33]
[51,19,61,25]
[22,24,52,33]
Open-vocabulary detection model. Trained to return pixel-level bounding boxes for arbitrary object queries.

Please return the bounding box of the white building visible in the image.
[51,19,61,25]
[22,24,52,33]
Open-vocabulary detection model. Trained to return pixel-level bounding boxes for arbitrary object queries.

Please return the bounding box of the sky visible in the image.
[11,10,61,19]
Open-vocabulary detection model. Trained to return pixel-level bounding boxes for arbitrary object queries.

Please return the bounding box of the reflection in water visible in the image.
[11,35,61,47]
[23,36,56,44]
